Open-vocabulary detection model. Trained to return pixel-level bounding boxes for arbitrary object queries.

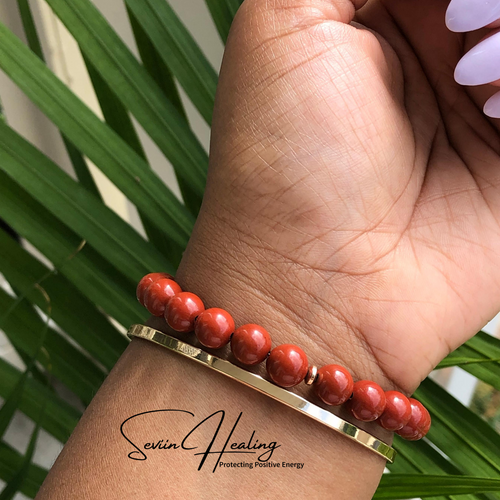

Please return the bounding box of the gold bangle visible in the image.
[127,324,396,464]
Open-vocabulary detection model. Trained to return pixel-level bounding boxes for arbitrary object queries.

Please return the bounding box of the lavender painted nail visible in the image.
[455,32,500,85]
[446,0,500,32]
[484,91,500,118]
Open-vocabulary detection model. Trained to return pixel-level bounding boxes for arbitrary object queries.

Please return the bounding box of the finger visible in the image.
[486,19,500,29]
[446,0,500,119]
[454,28,500,86]
[446,0,500,32]
[484,91,500,117]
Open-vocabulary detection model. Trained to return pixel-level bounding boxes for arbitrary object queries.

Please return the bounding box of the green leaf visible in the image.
[204,0,242,43]
[437,355,500,369]
[460,332,500,391]
[82,55,147,160]
[461,361,500,393]
[0,271,51,387]
[125,9,187,125]
[0,121,174,281]
[391,436,476,500]
[0,228,127,370]
[0,441,47,499]
[0,373,47,500]
[436,332,500,391]
[393,435,458,475]
[0,422,42,500]
[15,0,43,59]
[8,348,51,390]
[62,134,102,201]
[125,7,199,220]
[439,331,500,368]
[0,370,31,447]
[0,289,50,500]
[124,0,218,125]
[0,358,80,443]
[0,173,147,327]
[390,437,488,500]
[82,54,184,261]
[0,280,51,439]
[374,475,500,499]
[0,289,106,405]
[416,378,500,476]
[39,0,208,199]
[468,331,500,358]
[16,0,102,201]
[0,20,196,243]
[387,453,419,474]
[390,439,452,500]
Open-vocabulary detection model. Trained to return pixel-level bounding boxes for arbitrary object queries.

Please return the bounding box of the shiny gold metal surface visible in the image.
[127,324,396,463]
[304,365,318,385]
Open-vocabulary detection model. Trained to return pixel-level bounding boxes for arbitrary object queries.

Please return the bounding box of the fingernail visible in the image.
[455,32,500,85]
[484,91,500,118]
[446,0,500,32]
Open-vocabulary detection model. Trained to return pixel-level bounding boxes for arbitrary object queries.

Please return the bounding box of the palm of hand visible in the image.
[201,0,500,392]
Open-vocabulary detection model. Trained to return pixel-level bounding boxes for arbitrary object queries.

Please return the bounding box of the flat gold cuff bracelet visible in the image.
[127,324,396,463]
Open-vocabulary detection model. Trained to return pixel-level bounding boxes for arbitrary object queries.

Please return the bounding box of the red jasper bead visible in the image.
[350,380,386,422]
[396,399,431,441]
[315,365,354,406]
[194,308,235,349]
[165,292,205,332]
[266,344,308,388]
[231,324,271,366]
[144,278,182,316]
[378,391,412,431]
[136,273,173,306]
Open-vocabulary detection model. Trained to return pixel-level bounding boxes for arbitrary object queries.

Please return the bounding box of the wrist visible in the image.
[152,207,398,440]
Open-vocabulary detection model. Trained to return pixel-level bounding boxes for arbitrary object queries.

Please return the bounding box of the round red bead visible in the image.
[315,364,354,406]
[231,324,271,366]
[396,399,431,441]
[378,391,412,431]
[350,380,386,422]
[266,344,308,388]
[144,278,182,316]
[136,273,173,306]
[165,292,205,332]
[194,308,235,349]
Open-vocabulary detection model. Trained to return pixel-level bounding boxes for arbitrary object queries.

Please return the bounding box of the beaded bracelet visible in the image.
[136,273,431,442]
[128,323,396,462]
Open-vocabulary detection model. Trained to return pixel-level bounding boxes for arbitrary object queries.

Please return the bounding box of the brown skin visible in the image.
[36,0,500,498]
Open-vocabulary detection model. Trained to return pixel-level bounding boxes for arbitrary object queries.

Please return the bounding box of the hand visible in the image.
[176,0,500,395]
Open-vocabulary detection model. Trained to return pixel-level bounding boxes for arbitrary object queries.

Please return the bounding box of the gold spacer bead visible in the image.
[305,365,318,385]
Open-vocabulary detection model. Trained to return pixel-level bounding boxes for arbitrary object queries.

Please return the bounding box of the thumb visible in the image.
[212,0,381,162]
[208,0,403,238]
[234,0,370,34]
